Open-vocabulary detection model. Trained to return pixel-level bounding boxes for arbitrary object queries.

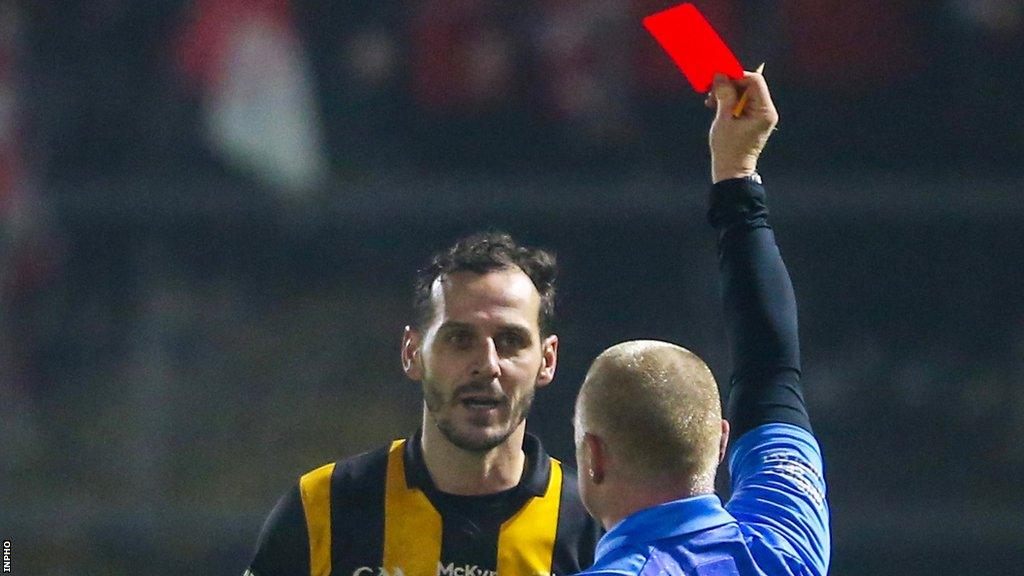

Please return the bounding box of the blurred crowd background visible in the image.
[1,0,1023,574]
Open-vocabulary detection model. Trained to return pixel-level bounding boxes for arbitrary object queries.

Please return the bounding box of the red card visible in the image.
[642,3,744,93]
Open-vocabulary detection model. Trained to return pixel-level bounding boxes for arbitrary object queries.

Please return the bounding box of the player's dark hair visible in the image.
[414,232,558,335]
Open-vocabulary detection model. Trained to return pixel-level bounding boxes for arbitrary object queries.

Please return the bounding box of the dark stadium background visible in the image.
[1,1,1022,574]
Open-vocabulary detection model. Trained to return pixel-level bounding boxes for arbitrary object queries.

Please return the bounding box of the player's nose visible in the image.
[470,337,502,379]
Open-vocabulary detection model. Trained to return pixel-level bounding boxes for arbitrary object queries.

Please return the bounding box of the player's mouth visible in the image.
[457,393,504,412]
[460,397,502,410]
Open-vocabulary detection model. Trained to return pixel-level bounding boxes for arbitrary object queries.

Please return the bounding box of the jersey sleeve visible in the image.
[709,177,812,439]
[245,484,311,576]
[725,423,830,576]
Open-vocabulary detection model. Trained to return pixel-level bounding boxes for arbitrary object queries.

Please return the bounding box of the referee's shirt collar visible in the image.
[404,428,552,498]
[595,495,735,561]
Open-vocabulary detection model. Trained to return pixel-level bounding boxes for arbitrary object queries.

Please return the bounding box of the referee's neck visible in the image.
[598,480,715,530]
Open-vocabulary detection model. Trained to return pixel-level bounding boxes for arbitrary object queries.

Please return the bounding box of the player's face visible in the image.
[404,268,557,452]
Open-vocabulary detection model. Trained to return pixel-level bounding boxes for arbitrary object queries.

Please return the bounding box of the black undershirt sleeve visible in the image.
[247,484,310,576]
[708,177,812,440]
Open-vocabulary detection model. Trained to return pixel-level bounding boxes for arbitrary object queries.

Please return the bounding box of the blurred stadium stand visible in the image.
[1,1,1023,574]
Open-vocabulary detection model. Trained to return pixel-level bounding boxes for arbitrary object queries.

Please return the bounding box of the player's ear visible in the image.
[402,325,424,381]
[584,432,607,484]
[718,419,730,465]
[536,334,558,387]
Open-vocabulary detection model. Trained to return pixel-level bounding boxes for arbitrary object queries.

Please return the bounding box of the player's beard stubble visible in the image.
[423,376,536,452]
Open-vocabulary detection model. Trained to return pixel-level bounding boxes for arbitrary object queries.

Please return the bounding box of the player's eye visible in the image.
[446,330,474,347]
[496,332,527,351]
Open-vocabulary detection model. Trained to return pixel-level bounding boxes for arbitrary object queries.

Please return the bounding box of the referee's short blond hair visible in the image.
[576,340,722,491]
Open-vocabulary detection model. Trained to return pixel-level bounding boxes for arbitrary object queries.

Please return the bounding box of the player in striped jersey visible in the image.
[246,234,601,576]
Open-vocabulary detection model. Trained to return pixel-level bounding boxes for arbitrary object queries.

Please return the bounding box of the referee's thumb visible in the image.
[712,74,737,115]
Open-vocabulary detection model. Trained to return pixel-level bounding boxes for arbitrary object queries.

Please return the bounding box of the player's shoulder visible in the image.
[553,457,580,485]
[553,458,591,517]
[248,442,399,576]
[528,434,584,493]
[543,455,585,508]
[547,457,604,567]
[297,442,394,492]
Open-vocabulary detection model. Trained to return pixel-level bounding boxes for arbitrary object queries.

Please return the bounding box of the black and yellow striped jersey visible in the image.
[246,431,601,576]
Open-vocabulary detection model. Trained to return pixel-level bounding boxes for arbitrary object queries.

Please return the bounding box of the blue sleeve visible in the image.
[726,423,830,576]
[708,177,811,439]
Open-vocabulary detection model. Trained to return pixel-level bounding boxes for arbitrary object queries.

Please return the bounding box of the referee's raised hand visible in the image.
[704,71,779,183]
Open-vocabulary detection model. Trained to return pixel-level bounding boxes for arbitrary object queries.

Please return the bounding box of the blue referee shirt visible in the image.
[580,424,829,576]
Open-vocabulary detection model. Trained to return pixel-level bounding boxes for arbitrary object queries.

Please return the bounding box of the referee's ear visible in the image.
[402,325,424,381]
[718,420,730,465]
[583,432,607,485]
